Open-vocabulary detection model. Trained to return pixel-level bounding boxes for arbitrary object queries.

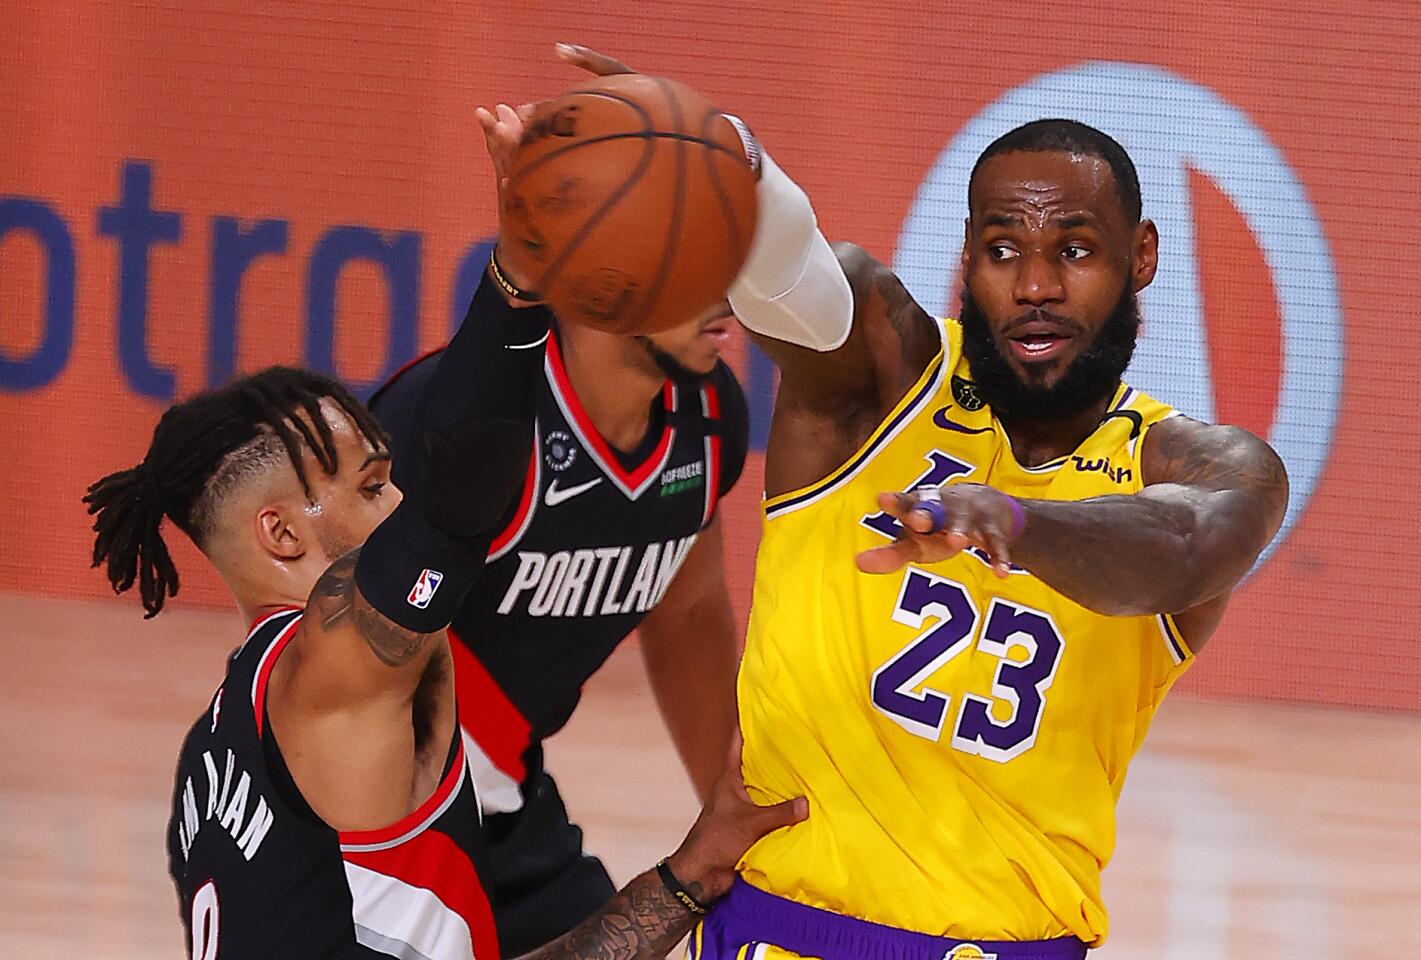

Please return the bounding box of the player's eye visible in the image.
[1062,244,1092,261]
[361,481,387,498]
[988,244,1018,262]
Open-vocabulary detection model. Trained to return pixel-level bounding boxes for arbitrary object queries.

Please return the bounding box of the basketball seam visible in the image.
[511,132,744,182]
[521,109,657,301]
[626,77,690,333]
[699,108,746,261]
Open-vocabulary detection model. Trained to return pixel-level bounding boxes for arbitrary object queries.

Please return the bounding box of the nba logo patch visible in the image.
[407,568,443,609]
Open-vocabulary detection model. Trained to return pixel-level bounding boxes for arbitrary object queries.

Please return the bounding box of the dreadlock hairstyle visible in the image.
[83,366,387,619]
[969,118,1143,224]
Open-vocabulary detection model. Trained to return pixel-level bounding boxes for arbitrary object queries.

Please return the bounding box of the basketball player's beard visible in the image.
[958,285,1140,423]
[314,523,362,571]
[637,336,711,386]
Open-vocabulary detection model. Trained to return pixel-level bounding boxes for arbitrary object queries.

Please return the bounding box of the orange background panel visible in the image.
[2,1,1417,709]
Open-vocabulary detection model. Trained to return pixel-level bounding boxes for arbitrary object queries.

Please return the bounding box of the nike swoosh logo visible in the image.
[544,476,603,507]
[932,406,993,435]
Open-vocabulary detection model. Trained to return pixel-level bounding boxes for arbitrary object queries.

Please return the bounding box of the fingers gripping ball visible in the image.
[505,74,759,334]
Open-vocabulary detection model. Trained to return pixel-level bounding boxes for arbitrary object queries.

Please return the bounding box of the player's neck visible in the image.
[557,324,664,454]
[997,392,1116,468]
[215,550,317,631]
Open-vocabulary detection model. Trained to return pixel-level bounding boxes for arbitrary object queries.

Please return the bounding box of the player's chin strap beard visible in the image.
[636,335,708,388]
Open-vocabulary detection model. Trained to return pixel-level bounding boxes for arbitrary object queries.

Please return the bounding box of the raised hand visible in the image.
[555,41,637,77]
[474,101,533,187]
[473,101,541,294]
[855,484,1025,578]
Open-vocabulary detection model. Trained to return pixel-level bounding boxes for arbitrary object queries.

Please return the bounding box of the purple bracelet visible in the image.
[997,490,1026,542]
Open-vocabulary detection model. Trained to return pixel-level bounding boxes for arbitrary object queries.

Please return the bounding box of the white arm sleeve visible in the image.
[726,149,853,352]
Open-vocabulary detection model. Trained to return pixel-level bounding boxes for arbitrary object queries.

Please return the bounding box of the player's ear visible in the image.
[256,505,305,561]
[960,216,972,271]
[1131,219,1159,292]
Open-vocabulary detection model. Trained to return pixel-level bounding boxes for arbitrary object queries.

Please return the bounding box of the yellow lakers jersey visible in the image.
[738,318,1193,947]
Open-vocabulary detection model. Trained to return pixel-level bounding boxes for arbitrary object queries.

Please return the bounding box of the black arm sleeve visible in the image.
[356,270,550,632]
[712,361,751,500]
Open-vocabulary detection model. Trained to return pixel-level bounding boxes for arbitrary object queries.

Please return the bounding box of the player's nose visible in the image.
[1013,250,1065,307]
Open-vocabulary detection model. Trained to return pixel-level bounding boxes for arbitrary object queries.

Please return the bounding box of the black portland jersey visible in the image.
[166,608,499,960]
[371,328,749,813]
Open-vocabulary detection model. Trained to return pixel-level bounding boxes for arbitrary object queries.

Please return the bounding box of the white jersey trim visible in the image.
[345,861,475,960]
[338,763,467,854]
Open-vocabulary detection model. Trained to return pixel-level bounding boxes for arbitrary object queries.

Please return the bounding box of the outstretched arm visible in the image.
[858,417,1288,649]
[1009,419,1288,617]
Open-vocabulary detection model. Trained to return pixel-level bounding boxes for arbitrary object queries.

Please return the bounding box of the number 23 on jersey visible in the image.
[871,567,1065,763]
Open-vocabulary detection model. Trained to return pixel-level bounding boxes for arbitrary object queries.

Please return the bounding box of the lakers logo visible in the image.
[942,945,998,960]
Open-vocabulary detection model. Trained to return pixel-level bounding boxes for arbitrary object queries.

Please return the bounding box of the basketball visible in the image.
[504,74,759,334]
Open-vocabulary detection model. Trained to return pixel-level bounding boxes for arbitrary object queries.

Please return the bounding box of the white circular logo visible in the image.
[543,429,578,472]
[895,62,1344,562]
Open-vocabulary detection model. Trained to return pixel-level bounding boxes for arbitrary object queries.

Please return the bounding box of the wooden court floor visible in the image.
[2,592,1418,958]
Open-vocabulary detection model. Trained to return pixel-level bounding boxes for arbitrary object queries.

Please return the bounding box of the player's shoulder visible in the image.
[1141,415,1287,494]
[367,348,446,422]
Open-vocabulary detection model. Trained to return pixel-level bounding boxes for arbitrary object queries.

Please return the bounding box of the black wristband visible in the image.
[655,858,709,915]
[489,246,542,303]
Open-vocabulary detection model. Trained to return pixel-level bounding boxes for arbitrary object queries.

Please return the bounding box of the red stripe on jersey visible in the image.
[338,739,469,848]
[246,605,303,638]
[447,632,531,782]
[545,329,675,492]
[343,827,500,960]
[488,451,539,558]
[251,614,303,739]
[701,384,723,525]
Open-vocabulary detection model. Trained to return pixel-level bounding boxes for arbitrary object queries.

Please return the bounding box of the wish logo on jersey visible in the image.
[497,535,698,617]
[1071,455,1133,484]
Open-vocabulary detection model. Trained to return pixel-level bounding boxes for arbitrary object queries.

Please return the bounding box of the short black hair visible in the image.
[83,366,386,618]
[969,118,1142,223]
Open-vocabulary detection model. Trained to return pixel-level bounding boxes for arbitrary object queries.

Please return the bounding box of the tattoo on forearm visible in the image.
[520,871,699,960]
[310,548,433,667]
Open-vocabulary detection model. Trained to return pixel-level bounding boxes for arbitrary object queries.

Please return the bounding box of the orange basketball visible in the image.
[504,74,758,334]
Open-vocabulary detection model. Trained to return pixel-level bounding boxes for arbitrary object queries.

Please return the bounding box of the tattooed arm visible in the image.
[306,546,444,668]
[519,872,698,960]
[520,738,807,960]
[750,242,943,498]
[1011,418,1286,619]
[858,417,1288,652]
